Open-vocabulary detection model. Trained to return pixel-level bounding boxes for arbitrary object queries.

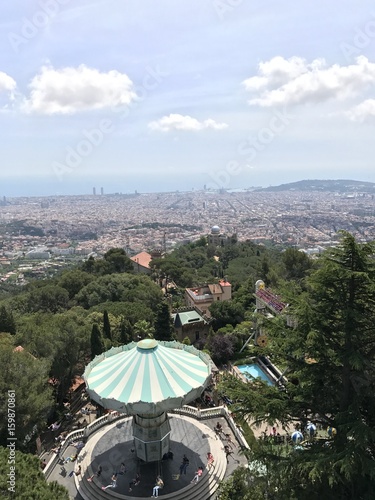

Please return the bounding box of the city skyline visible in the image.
[1,1,375,197]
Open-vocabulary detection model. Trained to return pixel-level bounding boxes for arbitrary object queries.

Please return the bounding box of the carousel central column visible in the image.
[132,411,171,462]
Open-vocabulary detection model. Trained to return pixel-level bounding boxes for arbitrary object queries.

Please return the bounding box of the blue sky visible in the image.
[1,0,375,196]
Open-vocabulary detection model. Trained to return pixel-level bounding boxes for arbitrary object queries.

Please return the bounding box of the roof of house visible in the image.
[14,345,37,359]
[208,284,222,294]
[219,280,231,287]
[172,310,208,327]
[130,251,152,269]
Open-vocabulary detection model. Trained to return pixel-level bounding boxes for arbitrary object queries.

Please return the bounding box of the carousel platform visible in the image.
[47,412,246,500]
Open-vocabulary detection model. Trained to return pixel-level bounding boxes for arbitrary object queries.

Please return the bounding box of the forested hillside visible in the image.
[0,232,374,498]
[218,233,375,499]
[0,239,313,451]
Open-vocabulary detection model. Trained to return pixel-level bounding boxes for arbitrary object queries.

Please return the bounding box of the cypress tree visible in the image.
[154,302,174,341]
[102,310,111,340]
[90,324,104,359]
[120,319,133,345]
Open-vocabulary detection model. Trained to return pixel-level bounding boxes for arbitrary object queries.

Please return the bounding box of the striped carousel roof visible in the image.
[83,339,212,414]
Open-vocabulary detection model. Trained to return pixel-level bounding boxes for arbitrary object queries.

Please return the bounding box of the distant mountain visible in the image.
[256,179,375,193]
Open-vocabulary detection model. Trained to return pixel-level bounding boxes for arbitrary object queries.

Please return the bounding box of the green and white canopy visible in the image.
[83,339,213,414]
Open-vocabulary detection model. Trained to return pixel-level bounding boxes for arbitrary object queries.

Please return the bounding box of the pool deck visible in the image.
[236,363,274,385]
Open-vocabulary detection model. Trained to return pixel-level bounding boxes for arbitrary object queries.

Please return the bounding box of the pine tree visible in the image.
[220,232,375,499]
[154,302,174,341]
[0,447,69,499]
[295,231,375,498]
[90,324,104,359]
[102,310,111,340]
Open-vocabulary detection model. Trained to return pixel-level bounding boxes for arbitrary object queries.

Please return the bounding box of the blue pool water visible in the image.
[237,363,273,385]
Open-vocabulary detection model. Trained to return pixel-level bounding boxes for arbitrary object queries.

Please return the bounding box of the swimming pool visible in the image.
[237,363,274,385]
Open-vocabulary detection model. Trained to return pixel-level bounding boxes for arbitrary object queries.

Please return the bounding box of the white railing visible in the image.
[171,405,250,449]
[44,404,250,479]
[43,412,127,479]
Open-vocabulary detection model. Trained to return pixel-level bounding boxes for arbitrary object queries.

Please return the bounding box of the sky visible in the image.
[1,0,375,196]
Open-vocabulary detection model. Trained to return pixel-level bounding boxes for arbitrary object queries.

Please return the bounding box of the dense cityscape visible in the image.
[2,181,375,284]
[2,0,375,497]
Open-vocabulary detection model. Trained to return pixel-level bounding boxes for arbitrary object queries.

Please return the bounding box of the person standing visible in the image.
[179,454,189,475]
[224,444,238,464]
[224,433,236,447]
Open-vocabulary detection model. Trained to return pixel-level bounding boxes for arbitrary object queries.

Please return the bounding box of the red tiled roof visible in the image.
[70,376,84,391]
[219,280,231,287]
[131,251,152,269]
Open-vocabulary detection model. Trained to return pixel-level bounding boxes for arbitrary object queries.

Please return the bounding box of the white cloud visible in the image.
[148,113,228,132]
[346,99,375,122]
[243,56,375,107]
[24,64,136,114]
[0,71,17,99]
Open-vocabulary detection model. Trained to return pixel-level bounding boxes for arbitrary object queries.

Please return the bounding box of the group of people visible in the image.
[88,462,140,493]
[176,451,215,486]
[55,421,235,495]
[214,422,236,446]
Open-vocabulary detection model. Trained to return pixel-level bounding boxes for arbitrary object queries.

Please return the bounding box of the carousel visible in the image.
[83,339,213,462]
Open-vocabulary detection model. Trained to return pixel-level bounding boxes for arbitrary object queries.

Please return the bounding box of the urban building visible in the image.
[172,307,210,343]
[184,280,231,317]
[130,251,153,274]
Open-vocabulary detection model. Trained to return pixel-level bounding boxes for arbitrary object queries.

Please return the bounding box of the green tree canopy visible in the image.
[74,273,162,310]
[133,320,154,340]
[25,285,69,314]
[80,248,134,276]
[209,300,245,331]
[119,318,134,345]
[281,247,313,281]
[0,305,16,334]
[220,232,375,499]
[0,447,69,499]
[58,269,94,300]
[0,344,53,450]
[207,333,235,364]
[103,248,134,273]
[15,309,91,406]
